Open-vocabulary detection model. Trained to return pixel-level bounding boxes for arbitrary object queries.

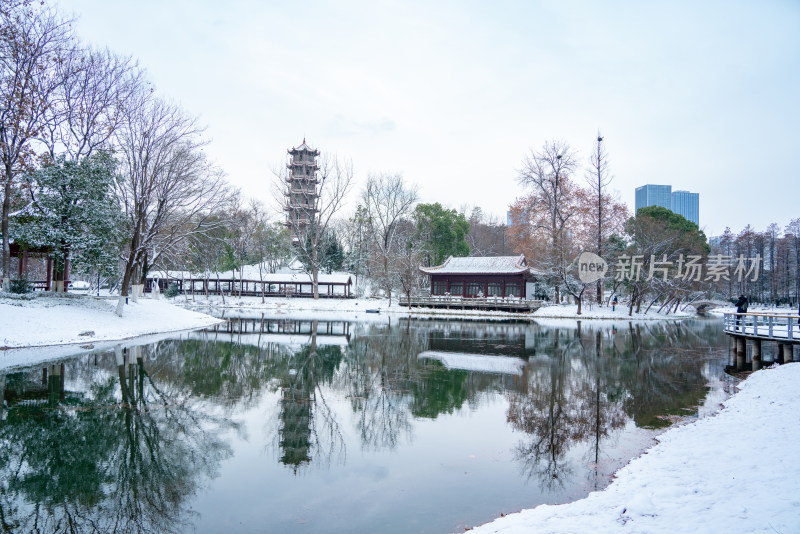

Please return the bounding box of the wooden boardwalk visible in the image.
[399,295,544,313]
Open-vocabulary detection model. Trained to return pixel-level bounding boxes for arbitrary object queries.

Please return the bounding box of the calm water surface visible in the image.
[0,315,738,533]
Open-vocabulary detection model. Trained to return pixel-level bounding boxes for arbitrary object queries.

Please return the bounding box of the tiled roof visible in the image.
[419,255,531,275]
[147,270,352,285]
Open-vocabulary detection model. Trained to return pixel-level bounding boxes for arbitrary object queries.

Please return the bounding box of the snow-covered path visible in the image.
[466,363,800,534]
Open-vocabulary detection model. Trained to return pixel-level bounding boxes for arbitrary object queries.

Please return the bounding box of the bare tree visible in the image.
[393,218,425,305]
[274,153,354,299]
[361,172,418,304]
[463,205,509,256]
[113,92,234,315]
[0,2,72,288]
[335,205,371,296]
[41,45,144,161]
[248,199,292,302]
[585,133,609,304]
[514,140,580,304]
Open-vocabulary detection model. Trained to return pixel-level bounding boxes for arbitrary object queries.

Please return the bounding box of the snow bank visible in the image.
[466,363,800,534]
[0,294,222,349]
[532,303,694,320]
[180,296,694,321]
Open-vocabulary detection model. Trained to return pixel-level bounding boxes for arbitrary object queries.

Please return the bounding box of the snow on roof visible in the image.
[288,138,319,154]
[419,255,531,275]
[147,269,352,285]
[418,351,526,376]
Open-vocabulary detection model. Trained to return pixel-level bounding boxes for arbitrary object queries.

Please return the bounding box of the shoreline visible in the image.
[465,363,800,534]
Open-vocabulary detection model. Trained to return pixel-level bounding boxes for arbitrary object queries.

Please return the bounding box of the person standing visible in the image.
[735,294,748,331]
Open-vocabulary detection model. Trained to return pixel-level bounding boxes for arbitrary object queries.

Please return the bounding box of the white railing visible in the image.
[723,313,799,341]
[400,295,544,310]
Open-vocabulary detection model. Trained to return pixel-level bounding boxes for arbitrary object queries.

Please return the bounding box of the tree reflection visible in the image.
[508,320,721,491]
[0,316,730,529]
[342,322,421,451]
[0,345,235,533]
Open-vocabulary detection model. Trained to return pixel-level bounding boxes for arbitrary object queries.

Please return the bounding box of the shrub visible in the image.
[10,277,33,294]
[164,282,180,298]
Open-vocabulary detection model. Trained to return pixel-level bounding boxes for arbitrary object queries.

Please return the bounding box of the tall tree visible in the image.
[512,140,580,304]
[13,152,123,289]
[413,202,470,266]
[623,206,709,315]
[337,205,371,293]
[464,206,509,257]
[0,2,72,288]
[786,218,800,305]
[583,133,628,304]
[41,46,143,161]
[361,172,418,304]
[113,92,234,315]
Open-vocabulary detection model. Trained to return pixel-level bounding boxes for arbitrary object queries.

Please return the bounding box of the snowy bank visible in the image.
[0,294,222,350]
[466,363,800,534]
[532,303,694,320]
[178,295,695,321]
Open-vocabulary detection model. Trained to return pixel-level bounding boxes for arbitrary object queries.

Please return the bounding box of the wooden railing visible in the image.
[723,312,800,341]
[145,277,353,299]
[399,295,544,312]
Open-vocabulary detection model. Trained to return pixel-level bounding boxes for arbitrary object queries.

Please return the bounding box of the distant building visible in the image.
[634,184,700,226]
[671,190,699,226]
[284,139,320,243]
[635,184,672,211]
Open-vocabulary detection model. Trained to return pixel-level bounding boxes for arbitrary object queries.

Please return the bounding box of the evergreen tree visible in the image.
[13,152,124,287]
[413,203,470,266]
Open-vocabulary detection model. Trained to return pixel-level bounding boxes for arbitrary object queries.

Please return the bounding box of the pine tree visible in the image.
[13,152,123,289]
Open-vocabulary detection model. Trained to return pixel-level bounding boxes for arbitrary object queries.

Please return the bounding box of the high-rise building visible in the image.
[635,184,672,212]
[634,184,700,227]
[671,190,699,226]
[284,139,320,242]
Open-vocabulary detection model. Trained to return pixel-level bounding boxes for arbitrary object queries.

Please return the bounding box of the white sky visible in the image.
[56,0,799,238]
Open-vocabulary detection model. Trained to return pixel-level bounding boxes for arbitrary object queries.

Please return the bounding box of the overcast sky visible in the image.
[56,0,799,237]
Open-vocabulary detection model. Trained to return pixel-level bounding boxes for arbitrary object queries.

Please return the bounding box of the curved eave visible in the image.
[419,268,532,276]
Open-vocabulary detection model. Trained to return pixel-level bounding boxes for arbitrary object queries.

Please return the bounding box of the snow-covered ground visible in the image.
[532,302,694,320]
[466,362,800,534]
[177,294,697,321]
[0,293,222,350]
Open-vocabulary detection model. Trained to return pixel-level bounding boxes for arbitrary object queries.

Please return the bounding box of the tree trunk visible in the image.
[628,287,636,316]
[657,296,674,314]
[1,169,13,290]
[312,264,319,299]
[217,272,225,304]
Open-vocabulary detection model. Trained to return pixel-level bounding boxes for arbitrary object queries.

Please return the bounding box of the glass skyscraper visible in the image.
[634,184,700,226]
[671,190,699,226]
[635,184,672,211]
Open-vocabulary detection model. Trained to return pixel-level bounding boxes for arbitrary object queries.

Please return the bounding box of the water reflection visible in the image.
[0,344,235,534]
[0,317,735,534]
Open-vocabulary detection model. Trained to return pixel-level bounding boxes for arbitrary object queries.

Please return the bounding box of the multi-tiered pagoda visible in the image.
[284,139,320,242]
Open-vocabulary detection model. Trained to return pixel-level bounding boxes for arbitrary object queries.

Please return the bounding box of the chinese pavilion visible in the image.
[420,255,538,299]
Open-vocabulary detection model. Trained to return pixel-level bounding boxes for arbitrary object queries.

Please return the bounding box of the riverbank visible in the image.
[178,294,696,320]
[0,293,222,350]
[466,362,800,534]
